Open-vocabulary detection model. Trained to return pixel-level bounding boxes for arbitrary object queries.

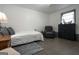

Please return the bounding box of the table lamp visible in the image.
[0,12,8,27]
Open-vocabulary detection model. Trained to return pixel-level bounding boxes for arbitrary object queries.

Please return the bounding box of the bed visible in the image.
[11,31,44,46]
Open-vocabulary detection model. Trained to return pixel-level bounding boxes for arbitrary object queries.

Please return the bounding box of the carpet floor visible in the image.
[35,38,79,55]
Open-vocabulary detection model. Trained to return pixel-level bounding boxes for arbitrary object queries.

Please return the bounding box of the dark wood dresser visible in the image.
[58,24,76,40]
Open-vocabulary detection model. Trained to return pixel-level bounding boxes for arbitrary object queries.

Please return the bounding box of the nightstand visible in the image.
[0,35,11,50]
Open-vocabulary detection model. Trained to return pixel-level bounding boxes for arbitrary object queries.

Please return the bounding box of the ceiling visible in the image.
[15,4,71,14]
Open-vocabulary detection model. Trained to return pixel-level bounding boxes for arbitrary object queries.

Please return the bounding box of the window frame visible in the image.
[61,9,76,24]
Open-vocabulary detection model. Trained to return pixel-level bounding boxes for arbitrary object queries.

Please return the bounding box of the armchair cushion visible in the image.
[46,32,54,34]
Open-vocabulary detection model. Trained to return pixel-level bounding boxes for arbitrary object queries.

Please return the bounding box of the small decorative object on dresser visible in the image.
[0,35,11,50]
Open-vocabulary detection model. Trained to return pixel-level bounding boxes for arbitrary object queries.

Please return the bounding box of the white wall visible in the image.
[1,4,79,34]
[49,5,79,34]
[0,5,49,33]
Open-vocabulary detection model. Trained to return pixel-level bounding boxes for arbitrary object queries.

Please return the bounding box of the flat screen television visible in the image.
[61,9,76,24]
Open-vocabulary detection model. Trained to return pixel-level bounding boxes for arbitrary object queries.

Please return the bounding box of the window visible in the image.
[61,10,76,24]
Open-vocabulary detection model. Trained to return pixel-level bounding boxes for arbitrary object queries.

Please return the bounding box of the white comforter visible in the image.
[11,31,44,46]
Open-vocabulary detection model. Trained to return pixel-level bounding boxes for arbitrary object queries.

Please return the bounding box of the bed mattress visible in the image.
[11,31,44,46]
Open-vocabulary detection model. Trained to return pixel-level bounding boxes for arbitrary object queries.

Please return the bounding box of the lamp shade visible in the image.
[0,12,8,23]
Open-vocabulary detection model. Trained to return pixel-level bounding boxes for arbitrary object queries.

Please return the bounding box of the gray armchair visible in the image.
[43,26,56,38]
